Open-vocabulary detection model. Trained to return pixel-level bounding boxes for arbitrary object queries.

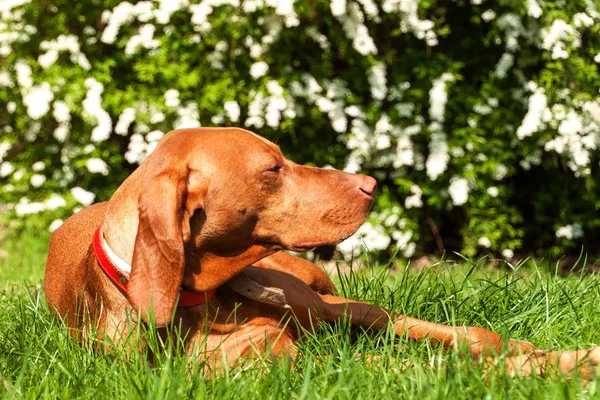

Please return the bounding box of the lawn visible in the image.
[1,231,600,399]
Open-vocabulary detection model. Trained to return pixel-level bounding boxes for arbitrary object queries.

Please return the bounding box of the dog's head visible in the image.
[127,128,376,325]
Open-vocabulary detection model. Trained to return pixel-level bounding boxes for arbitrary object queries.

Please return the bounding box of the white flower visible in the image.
[48,219,63,232]
[343,157,361,174]
[164,89,180,108]
[149,109,165,124]
[516,87,547,139]
[0,71,12,87]
[330,107,347,133]
[53,101,71,123]
[38,51,58,69]
[474,104,492,115]
[265,98,287,128]
[429,73,454,123]
[345,105,362,118]
[15,198,45,216]
[32,161,45,171]
[15,61,32,89]
[353,25,377,55]
[54,125,69,142]
[494,164,508,180]
[404,185,423,208]
[494,53,514,79]
[426,133,449,180]
[368,63,387,101]
[83,78,112,143]
[394,135,415,168]
[174,102,200,129]
[100,2,138,44]
[125,134,147,164]
[384,0,437,45]
[337,221,391,260]
[392,229,413,252]
[224,100,241,122]
[272,0,298,27]
[330,0,346,16]
[0,142,11,162]
[316,97,334,113]
[558,110,583,136]
[478,236,492,248]
[250,61,269,79]
[86,158,109,175]
[481,9,496,21]
[155,0,189,24]
[38,34,88,70]
[448,177,470,206]
[375,135,391,150]
[594,53,600,64]
[190,2,214,30]
[358,0,378,18]
[7,102,16,114]
[556,223,583,240]
[573,13,594,28]
[502,249,514,260]
[115,107,136,135]
[125,24,160,56]
[487,186,499,197]
[541,20,580,60]
[23,83,54,119]
[526,0,542,19]
[30,174,46,187]
[245,92,266,128]
[146,130,164,142]
[76,53,91,70]
[70,186,95,206]
[0,162,14,177]
[45,194,66,210]
[12,169,24,180]
[400,242,415,258]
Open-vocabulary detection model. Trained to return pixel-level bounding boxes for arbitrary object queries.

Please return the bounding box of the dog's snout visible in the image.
[358,175,377,196]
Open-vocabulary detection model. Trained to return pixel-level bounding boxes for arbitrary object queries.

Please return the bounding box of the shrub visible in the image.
[1,0,599,260]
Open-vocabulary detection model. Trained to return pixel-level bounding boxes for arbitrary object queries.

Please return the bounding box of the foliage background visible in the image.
[1,0,600,260]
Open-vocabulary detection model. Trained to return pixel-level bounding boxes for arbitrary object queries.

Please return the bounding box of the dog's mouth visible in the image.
[255,239,325,253]
[287,242,323,252]
[256,226,364,253]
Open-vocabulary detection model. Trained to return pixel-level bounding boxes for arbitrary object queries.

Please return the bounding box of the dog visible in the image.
[45,128,600,376]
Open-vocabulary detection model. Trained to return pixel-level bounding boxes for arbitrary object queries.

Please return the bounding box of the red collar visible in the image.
[92,227,215,307]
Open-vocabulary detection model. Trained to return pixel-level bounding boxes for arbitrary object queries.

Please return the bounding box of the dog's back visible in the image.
[45,202,107,322]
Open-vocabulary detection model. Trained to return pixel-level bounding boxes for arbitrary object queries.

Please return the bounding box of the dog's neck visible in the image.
[102,168,145,265]
[99,229,132,277]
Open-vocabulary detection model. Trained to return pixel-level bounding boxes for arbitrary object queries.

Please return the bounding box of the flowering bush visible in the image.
[1,0,599,260]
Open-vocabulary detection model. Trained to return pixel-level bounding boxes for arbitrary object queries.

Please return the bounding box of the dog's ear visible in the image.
[127,169,195,326]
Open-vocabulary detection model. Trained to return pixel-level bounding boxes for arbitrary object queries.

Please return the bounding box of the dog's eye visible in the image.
[265,165,283,173]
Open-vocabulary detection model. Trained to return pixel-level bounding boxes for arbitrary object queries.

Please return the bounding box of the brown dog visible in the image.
[45,128,600,376]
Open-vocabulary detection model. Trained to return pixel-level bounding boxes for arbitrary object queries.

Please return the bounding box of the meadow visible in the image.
[1,231,600,399]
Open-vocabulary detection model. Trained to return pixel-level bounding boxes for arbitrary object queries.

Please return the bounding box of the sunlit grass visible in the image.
[1,233,600,398]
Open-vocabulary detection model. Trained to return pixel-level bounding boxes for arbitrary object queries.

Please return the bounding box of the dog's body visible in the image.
[45,128,600,376]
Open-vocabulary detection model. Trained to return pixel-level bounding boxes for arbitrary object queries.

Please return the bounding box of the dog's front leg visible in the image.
[317,294,600,377]
[317,294,534,358]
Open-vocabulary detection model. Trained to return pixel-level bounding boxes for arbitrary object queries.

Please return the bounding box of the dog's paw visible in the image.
[502,346,600,379]
[506,338,536,355]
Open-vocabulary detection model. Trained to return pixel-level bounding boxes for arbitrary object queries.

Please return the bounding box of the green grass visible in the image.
[1,231,600,399]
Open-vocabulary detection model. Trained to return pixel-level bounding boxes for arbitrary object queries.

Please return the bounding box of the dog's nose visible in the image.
[358,175,377,196]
